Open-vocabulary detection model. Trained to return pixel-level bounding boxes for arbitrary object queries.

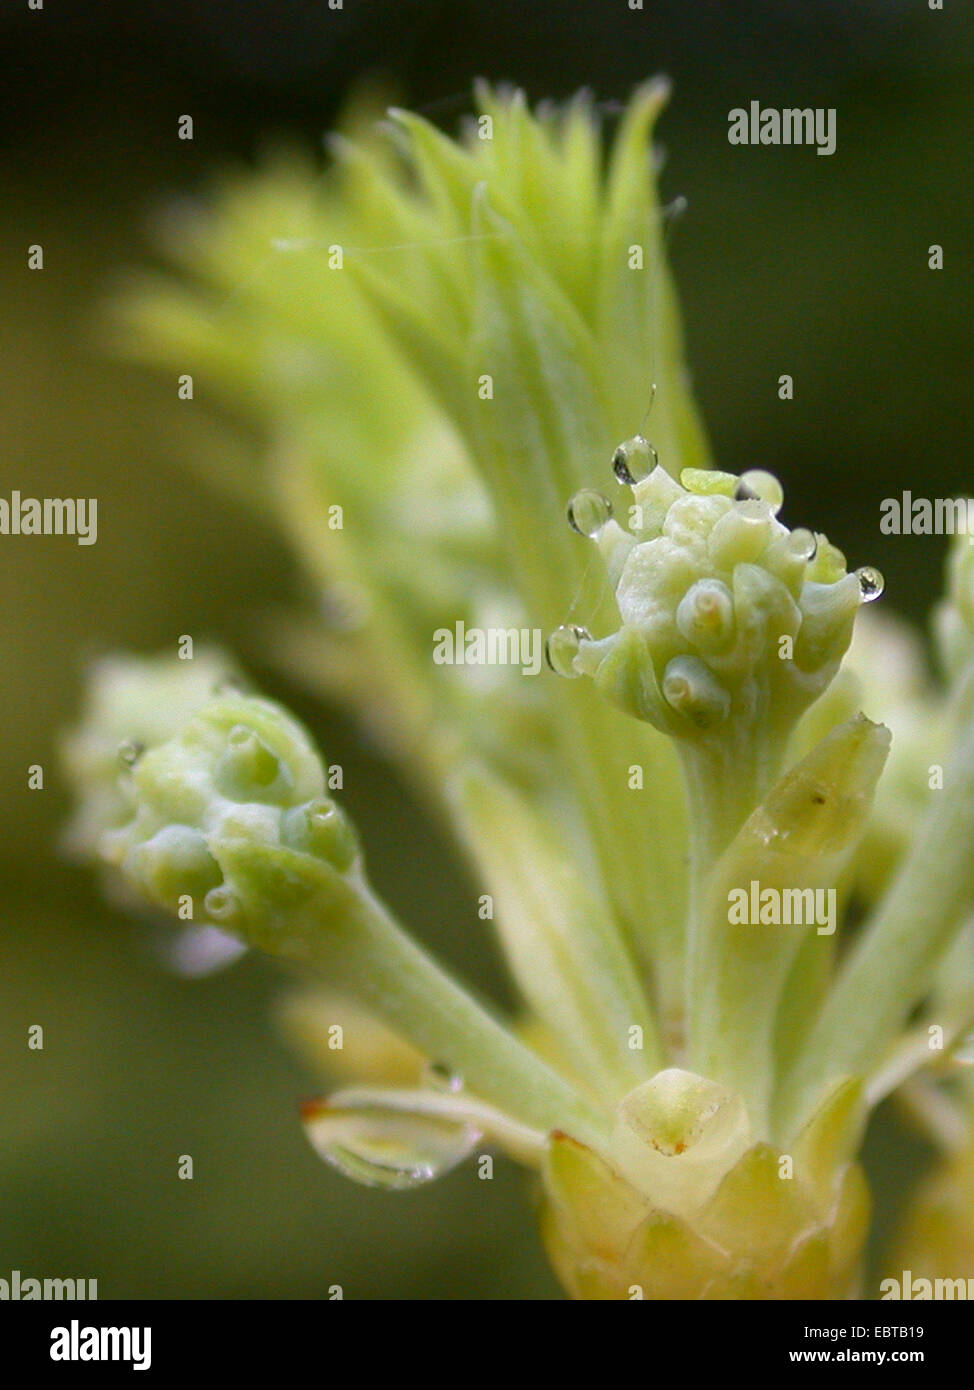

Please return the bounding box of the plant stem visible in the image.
[779,673,974,1136]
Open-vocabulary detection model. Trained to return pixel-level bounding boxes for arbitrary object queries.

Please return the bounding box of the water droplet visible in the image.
[855,566,885,602]
[567,488,613,538]
[787,528,818,562]
[612,435,658,486]
[736,469,784,514]
[423,1061,464,1093]
[117,739,145,768]
[301,1098,480,1190]
[545,625,591,678]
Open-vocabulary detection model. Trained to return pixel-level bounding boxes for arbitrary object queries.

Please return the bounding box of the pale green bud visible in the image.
[122,824,223,911]
[570,464,879,753]
[61,648,241,860]
[99,691,359,935]
[541,1073,869,1300]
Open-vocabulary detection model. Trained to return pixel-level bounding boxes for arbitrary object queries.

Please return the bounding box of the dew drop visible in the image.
[855,566,885,602]
[567,488,613,538]
[612,435,658,487]
[301,1101,480,1190]
[117,739,145,769]
[544,624,591,678]
[736,469,784,514]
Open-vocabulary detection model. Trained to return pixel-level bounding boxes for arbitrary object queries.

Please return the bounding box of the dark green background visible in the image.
[0,0,969,1297]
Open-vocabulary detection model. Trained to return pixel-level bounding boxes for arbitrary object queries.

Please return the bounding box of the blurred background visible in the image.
[1,0,971,1298]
